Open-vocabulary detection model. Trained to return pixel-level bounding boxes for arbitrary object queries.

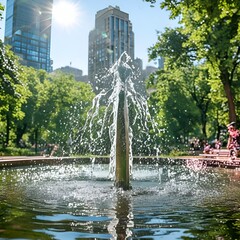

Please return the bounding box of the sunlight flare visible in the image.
[53,0,80,27]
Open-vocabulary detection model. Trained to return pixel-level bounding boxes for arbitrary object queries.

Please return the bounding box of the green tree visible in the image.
[14,68,46,148]
[148,27,212,139]
[0,3,4,21]
[0,43,30,147]
[145,0,240,124]
[147,68,200,151]
[35,72,94,154]
[181,65,211,138]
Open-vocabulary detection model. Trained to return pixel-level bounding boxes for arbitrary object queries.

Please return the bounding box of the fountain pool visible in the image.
[1,160,240,239]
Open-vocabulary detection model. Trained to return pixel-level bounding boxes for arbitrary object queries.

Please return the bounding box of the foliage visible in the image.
[144,0,240,151]
[36,72,94,154]
[147,67,201,152]
[178,0,240,123]
[0,147,35,156]
[0,3,3,21]
[0,42,30,147]
[147,28,215,142]
[0,45,95,154]
[2,0,239,154]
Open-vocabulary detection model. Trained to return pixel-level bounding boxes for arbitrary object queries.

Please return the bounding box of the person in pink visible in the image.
[227,122,240,160]
[203,142,212,154]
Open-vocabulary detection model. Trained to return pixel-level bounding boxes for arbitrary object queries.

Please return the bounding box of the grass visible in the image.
[0,147,36,156]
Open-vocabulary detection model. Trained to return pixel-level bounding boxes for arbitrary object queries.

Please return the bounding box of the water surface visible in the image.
[1,161,240,239]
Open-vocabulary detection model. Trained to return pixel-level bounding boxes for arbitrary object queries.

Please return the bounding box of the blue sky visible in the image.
[0,0,179,75]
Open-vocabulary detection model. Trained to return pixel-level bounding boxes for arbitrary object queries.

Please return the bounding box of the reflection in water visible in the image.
[108,191,133,239]
[1,163,240,239]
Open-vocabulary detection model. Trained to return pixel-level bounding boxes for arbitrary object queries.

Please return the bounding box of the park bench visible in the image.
[199,149,229,159]
[197,149,240,168]
[201,149,240,168]
[186,148,240,169]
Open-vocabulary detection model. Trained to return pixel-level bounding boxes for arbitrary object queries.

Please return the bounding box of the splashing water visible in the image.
[73,52,160,179]
[186,158,207,172]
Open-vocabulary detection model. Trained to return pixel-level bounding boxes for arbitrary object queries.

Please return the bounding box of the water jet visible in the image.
[73,52,157,189]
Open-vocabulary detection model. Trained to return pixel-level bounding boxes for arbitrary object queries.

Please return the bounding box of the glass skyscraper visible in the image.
[88,6,134,90]
[4,0,53,72]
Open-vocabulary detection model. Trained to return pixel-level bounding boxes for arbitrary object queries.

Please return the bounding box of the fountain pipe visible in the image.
[115,69,131,190]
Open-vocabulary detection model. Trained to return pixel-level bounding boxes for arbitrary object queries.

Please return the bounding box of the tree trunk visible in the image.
[16,123,27,147]
[201,111,207,139]
[34,128,38,155]
[5,112,10,147]
[196,100,209,139]
[215,110,221,140]
[220,69,236,123]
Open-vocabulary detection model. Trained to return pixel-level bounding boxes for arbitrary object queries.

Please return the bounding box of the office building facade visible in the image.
[4,0,53,72]
[88,6,134,90]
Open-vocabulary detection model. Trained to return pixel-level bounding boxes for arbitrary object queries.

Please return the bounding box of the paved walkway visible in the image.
[0,155,111,167]
[0,155,73,167]
[0,149,239,169]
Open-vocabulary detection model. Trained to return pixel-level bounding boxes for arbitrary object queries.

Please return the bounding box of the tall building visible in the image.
[4,0,53,72]
[53,66,88,83]
[88,5,134,91]
[158,57,164,69]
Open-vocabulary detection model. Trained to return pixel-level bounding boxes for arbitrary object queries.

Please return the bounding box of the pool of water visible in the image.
[1,161,240,239]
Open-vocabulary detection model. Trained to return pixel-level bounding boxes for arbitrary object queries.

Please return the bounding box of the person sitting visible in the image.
[227,122,240,160]
[214,139,222,150]
[203,142,212,154]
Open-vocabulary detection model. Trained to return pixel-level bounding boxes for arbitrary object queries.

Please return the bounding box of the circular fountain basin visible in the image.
[1,160,240,239]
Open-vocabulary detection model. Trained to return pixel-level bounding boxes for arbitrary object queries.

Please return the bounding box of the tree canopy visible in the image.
[145,0,240,125]
[0,44,95,154]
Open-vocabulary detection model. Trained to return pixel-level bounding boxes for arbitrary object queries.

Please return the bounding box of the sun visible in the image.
[53,0,80,27]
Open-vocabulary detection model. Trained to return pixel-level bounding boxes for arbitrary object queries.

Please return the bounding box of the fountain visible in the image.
[115,63,130,189]
[2,53,240,239]
[2,162,240,239]
[73,52,159,190]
